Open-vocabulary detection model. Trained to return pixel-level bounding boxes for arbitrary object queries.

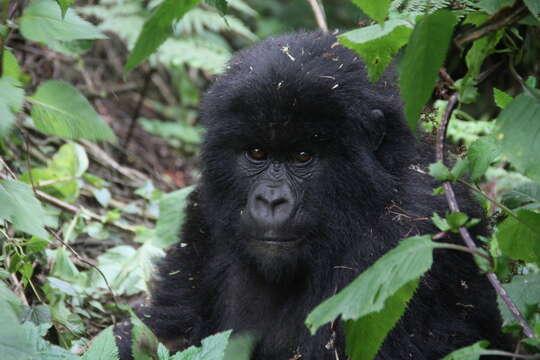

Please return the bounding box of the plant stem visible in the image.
[436,93,536,339]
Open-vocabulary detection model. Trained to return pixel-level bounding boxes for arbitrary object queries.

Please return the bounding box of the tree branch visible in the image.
[436,93,536,339]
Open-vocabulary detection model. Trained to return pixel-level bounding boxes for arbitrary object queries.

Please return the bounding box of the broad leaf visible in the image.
[344,279,418,360]
[81,326,119,360]
[497,273,540,326]
[2,49,22,81]
[306,235,440,334]
[441,341,491,360]
[0,286,37,360]
[125,0,202,73]
[131,312,159,360]
[172,330,232,360]
[20,0,106,44]
[338,20,412,82]
[524,0,540,19]
[0,77,24,138]
[502,182,540,209]
[467,136,501,182]
[497,210,540,264]
[493,88,513,109]
[495,94,540,183]
[351,0,391,23]
[156,185,195,248]
[30,80,115,141]
[399,10,458,131]
[0,179,49,238]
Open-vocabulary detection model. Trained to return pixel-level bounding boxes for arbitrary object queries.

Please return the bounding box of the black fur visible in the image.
[116,32,508,359]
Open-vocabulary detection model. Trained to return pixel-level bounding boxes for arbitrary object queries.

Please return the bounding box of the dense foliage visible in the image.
[0,0,539,359]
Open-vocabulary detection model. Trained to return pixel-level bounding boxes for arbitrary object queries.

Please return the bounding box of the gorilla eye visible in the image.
[292,151,312,163]
[247,148,268,161]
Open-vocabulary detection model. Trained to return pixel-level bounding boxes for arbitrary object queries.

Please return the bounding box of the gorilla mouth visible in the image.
[253,236,304,247]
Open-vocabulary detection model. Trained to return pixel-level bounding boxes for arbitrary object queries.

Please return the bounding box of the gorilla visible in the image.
[116,32,509,359]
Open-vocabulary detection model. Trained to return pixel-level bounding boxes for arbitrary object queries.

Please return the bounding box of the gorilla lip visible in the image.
[254,236,303,247]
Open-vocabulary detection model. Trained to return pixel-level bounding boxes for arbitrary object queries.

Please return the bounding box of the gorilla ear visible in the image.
[363,109,386,151]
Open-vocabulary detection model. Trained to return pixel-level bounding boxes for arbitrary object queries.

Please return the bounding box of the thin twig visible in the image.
[306,0,328,33]
[436,93,536,339]
[455,1,528,48]
[122,68,156,156]
[46,227,119,307]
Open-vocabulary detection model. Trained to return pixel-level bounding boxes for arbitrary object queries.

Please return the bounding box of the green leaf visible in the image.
[223,334,255,360]
[0,291,37,360]
[30,80,115,141]
[446,212,468,231]
[497,210,540,264]
[0,77,24,138]
[441,340,490,360]
[351,0,391,23]
[467,136,501,182]
[432,212,450,232]
[338,20,412,82]
[55,0,76,18]
[19,0,106,45]
[81,326,119,360]
[399,10,458,132]
[495,94,540,183]
[497,273,540,327]
[477,0,516,14]
[0,179,49,238]
[305,235,440,334]
[525,0,540,19]
[172,330,232,360]
[493,88,513,109]
[94,243,164,295]
[2,49,22,81]
[501,182,540,209]
[20,142,88,202]
[428,161,452,181]
[156,185,195,248]
[344,279,418,360]
[205,0,228,13]
[450,158,470,181]
[125,0,202,73]
[131,312,159,360]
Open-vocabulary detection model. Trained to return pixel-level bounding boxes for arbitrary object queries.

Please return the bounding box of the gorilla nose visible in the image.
[248,182,294,228]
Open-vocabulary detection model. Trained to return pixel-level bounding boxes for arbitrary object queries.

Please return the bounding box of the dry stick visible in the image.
[436,93,536,339]
[306,0,328,33]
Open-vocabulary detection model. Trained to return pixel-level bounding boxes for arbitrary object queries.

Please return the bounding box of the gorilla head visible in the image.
[116,32,508,360]
[198,32,416,282]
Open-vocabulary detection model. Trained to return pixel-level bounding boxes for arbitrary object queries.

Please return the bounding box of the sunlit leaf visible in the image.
[350,0,391,23]
[20,0,106,44]
[30,80,115,141]
[0,77,24,138]
[0,179,49,238]
[156,185,195,248]
[338,20,412,82]
[81,326,119,360]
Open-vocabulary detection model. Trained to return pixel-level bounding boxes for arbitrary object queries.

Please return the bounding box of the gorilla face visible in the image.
[199,32,415,282]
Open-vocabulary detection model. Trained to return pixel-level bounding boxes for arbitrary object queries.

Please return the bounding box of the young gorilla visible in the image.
[116,32,508,359]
